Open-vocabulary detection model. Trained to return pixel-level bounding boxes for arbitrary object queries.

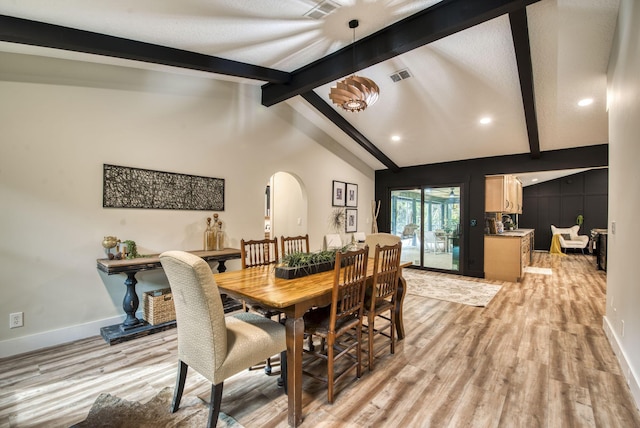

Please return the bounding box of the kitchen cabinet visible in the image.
[485,174,522,214]
[484,229,534,282]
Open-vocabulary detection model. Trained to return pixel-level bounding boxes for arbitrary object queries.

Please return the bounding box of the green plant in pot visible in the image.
[276,247,349,279]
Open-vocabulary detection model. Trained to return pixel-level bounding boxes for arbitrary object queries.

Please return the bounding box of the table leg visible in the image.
[395,274,406,340]
[121,272,143,330]
[217,260,228,272]
[285,315,304,427]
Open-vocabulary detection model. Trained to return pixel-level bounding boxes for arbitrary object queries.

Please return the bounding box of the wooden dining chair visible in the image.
[364,242,402,371]
[302,246,369,403]
[159,251,286,428]
[281,234,310,257]
[240,237,282,375]
[240,237,279,268]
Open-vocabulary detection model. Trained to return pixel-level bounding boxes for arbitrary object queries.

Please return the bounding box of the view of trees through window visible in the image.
[391,186,461,272]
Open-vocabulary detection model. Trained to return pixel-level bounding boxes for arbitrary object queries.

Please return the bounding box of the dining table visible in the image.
[213,259,410,427]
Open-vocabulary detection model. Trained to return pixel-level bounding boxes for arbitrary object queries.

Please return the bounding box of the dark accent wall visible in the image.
[375,144,608,278]
[518,168,608,250]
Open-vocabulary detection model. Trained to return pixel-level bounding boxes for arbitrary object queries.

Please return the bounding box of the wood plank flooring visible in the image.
[1,252,639,427]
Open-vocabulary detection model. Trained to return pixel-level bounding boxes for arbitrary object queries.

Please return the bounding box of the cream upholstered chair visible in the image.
[551,225,589,253]
[353,231,367,243]
[364,233,401,258]
[364,242,402,371]
[324,233,343,250]
[159,251,286,428]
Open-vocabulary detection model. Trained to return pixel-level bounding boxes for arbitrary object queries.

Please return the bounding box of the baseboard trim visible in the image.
[0,313,134,359]
[603,316,640,411]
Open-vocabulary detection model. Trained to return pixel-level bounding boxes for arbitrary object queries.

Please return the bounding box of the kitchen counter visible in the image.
[484,229,535,282]
[486,228,534,237]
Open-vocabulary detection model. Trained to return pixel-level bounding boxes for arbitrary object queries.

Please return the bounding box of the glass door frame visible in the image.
[390,183,465,274]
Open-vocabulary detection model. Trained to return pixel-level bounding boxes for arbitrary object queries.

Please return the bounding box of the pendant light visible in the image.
[328,19,379,112]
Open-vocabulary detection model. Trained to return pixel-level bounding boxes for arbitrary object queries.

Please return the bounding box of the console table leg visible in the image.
[121,272,142,330]
[217,260,228,273]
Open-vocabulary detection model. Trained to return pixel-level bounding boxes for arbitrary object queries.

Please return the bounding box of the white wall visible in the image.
[604,0,640,408]
[0,53,373,357]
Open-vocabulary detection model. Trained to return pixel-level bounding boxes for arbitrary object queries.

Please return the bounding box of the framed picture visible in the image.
[332,180,346,206]
[345,209,357,233]
[346,183,358,207]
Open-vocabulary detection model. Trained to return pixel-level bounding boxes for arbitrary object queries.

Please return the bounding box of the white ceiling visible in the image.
[0,0,620,171]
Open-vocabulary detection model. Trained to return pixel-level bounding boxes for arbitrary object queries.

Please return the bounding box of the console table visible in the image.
[96,248,241,344]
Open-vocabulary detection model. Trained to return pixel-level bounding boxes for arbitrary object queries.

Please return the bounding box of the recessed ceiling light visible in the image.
[479,117,492,125]
[531,178,539,182]
[391,135,401,142]
[578,98,594,107]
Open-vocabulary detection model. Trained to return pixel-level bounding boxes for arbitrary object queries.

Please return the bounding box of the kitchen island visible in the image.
[484,228,535,282]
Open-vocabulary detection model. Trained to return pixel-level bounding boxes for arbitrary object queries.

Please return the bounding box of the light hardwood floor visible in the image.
[1,252,639,427]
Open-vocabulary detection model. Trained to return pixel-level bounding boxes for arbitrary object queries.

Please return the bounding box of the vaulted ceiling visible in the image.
[0,0,619,172]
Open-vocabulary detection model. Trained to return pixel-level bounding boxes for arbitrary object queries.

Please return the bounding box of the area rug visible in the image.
[72,387,244,427]
[524,266,553,275]
[403,269,501,307]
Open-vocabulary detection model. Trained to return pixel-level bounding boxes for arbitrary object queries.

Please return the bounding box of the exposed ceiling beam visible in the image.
[0,14,291,84]
[509,9,541,159]
[301,92,400,172]
[262,0,542,106]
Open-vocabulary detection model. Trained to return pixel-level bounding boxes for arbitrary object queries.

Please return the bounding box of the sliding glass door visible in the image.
[391,186,461,272]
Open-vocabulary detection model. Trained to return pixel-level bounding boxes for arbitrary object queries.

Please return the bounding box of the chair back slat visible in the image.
[241,238,279,268]
[330,247,369,331]
[281,234,310,257]
[371,242,402,303]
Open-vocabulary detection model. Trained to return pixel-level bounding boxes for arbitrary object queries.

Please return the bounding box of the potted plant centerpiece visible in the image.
[275,248,343,279]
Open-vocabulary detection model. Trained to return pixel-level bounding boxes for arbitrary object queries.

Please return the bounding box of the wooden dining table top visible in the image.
[213,260,410,309]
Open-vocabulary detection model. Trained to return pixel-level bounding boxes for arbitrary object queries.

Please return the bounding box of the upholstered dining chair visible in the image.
[302,246,369,403]
[159,251,286,428]
[324,233,343,250]
[364,242,402,371]
[364,233,401,258]
[240,237,282,375]
[281,234,310,257]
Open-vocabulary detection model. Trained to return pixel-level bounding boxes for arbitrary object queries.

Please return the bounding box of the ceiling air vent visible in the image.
[304,0,340,20]
[389,69,412,82]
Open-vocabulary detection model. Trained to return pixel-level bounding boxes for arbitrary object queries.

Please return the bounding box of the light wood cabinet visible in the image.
[485,174,522,214]
[484,229,534,282]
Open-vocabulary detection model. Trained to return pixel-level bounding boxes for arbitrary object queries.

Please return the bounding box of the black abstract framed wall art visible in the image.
[103,164,224,211]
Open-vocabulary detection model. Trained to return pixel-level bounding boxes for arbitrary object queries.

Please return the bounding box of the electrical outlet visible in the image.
[10,312,23,329]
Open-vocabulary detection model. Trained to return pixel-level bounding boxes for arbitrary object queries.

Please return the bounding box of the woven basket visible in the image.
[143,288,176,325]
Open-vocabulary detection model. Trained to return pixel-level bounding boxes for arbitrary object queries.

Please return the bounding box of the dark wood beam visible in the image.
[0,15,290,84]
[509,9,541,159]
[300,92,400,172]
[262,0,542,106]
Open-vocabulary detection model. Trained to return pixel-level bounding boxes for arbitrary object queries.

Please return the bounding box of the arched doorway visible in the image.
[265,172,308,243]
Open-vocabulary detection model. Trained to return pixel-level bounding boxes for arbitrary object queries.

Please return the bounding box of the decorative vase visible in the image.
[204,218,215,251]
[102,236,118,250]
[215,221,224,250]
